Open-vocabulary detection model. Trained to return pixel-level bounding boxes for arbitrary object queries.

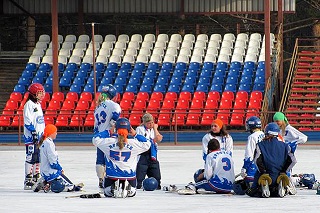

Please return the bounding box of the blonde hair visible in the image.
[117,129,128,150]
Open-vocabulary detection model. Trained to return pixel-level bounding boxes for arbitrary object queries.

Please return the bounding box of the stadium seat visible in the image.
[55,115,69,127]
[51,92,65,103]
[167,84,180,93]
[122,92,135,102]
[153,84,167,93]
[150,92,164,101]
[84,114,94,127]
[13,84,26,94]
[136,92,150,102]
[129,114,142,127]
[9,92,23,102]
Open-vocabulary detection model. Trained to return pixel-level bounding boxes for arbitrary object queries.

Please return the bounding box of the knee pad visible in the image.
[193,169,204,182]
[96,164,105,179]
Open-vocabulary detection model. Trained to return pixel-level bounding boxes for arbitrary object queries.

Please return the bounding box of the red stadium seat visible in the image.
[60,100,76,111]
[150,92,164,101]
[120,99,133,118]
[129,114,142,127]
[235,91,249,101]
[122,92,135,102]
[65,92,79,103]
[51,92,65,103]
[9,92,23,102]
[207,91,220,101]
[161,99,175,112]
[47,100,61,111]
[69,114,84,127]
[172,113,185,126]
[230,114,245,126]
[186,113,201,126]
[178,91,192,102]
[4,99,19,111]
[221,91,235,100]
[193,91,206,101]
[44,115,55,125]
[55,115,69,127]
[75,100,90,111]
[250,91,263,101]
[84,114,94,127]
[164,92,178,101]
[79,92,93,102]
[157,114,171,126]
[0,115,11,127]
[11,115,23,127]
[201,113,215,126]
[136,92,150,101]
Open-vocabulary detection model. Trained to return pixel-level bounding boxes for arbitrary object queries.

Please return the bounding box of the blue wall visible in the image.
[0,131,319,144]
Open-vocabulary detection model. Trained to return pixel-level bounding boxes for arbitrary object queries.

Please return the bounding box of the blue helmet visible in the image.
[115,118,131,131]
[301,174,316,189]
[101,84,117,100]
[245,116,262,131]
[50,178,65,193]
[142,177,158,191]
[264,122,280,136]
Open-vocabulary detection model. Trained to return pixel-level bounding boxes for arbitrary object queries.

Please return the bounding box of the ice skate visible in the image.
[177,182,196,195]
[163,184,178,192]
[121,180,129,198]
[261,180,270,198]
[32,176,45,192]
[286,179,297,195]
[278,180,286,198]
[33,173,41,182]
[24,174,34,190]
[98,178,103,188]
[113,180,121,198]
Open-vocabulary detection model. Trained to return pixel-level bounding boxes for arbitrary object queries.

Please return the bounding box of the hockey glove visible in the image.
[240,168,247,178]
[258,174,272,186]
[31,131,39,144]
[277,173,290,187]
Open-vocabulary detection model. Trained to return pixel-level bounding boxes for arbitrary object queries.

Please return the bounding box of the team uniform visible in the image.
[194,150,235,193]
[281,124,307,154]
[92,131,151,197]
[39,136,80,192]
[242,130,265,182]
[23,83,45,189]
[202,133,233,161]
[94,93,121,187]
[135,125,161,189]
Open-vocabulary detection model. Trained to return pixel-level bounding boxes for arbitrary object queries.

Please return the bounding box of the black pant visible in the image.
[136,154,161,189]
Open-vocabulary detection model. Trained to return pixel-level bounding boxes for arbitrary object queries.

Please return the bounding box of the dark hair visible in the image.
[209,125,229,137]
[207,138,220,152]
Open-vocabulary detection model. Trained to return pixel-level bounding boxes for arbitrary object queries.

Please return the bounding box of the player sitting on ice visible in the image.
[92,118,151,198]
[184,138,235,194]
[33,124,83,193]
[246,122,297,198]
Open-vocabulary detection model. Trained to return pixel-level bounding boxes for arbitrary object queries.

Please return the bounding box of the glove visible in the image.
[258,174,272,186]
[277,173,290,187]
[31,131,39,144]
[240,168,247,178]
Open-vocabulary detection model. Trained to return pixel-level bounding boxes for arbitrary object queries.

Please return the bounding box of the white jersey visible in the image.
[39,137,63,182]
[23,99,45,145]
[282,124,308,144]
[94,100,121,134]
[244,130,265,162]
[204,150,235,187]
[202,133,233,160]
[136,125,155,141]
[92,134,151,180]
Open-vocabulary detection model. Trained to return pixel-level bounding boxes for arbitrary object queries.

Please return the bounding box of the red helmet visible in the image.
[28,83,45,101]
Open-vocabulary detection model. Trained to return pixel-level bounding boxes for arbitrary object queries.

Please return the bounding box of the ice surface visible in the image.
[1,145,319,213]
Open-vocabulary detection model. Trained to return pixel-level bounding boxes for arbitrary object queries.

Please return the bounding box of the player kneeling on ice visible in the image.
[33,124,83,193]
[185,138,235,194]
[246,122,297,198]
[92,118,151,198]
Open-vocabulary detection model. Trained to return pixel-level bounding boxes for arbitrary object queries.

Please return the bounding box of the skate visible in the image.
[261,180,270,198]
[24,174,34,190]
[278,180,286,198]
[33,173,41,182]
[177,182,196,195]
[121,180,129,198]
[43,183,50,193]
[32,176,45,192]
[163,184,178,192]
[113,180,121,198]
[286,179,297,195]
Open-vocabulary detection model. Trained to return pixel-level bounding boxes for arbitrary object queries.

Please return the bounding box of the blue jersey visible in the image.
[92,133,151,180]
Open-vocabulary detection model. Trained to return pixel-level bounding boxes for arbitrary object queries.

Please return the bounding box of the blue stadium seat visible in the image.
[147,62,159,71]
[106,62,118,71]
[76,69,88,78]
[224,83,237,93]
[196,84,209,93]
[227,68,240,78]
[18,76,31,86]
[258,61,265,69]
[69,84,82,94]
[13,84,26,94]
[25,63,37,72]
[145,69,157,78]
[134,62,146,71]
[35,70,47,78]
[256,68,265,78]
[198,77,211,84]
[83,84,94,93]
[161,62,173,71]
[103,70,116,79]
[73,77,86,87]
[62,69,74,79]
[159,69,171,77]
[117,69,129,79]
[175,62,187,71]
[211,76,224,84]
[120,62,132,70]
[153,84,166,93]
[172,69,184,77]
[100,77,113,85]
[167,84,180,93]
[226,76,238,84]
[128,77,141,85]
[238,83,251,93]
[139,84,152,94]
[214,69,226,78]
[170,77,182,86]
[156,76,169,86]
[114,77,127,86]
[189,62,201,71]
[86,77,95,85]
[45,77,53,86]
[79,63,92,72]
[253,83,265,93]
[142,76,155,86]
[131,69,143,78]
[184,76,197,85]
[199,69,212,78]
[242,68,254,77]
[65,63,78,72]
[186,69,198,78]
[125,84,138,94]
[113,84,124,94]
[210,84,223,93]
[216,62,228,70]
[58,63,65,72]
[59,77,72,87]
[21,69,34,78]
[254,76,265,84]
[230,61,242,69]
[38,63,51,72]
[44,84,52,94]
[31,76,44,84]
[202,62,214,71]
[96,62,106,72]
[181,84,195,93]
[240,76,252,84]
[244,61,255,69]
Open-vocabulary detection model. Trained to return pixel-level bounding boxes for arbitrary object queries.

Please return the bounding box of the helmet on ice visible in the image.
[50,178,65,193]
[142,177,158,191]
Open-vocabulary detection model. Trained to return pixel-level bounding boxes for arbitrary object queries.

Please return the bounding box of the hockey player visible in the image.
[187,138,235,194]
[23,83,45,189]
[136,113,163,190]
[273,111,308,194]
[201,118,233,161]
[92,118,151,198]
[246,122,297,198]
[241,116,265,184]
[94,84,121,188]
[35,124,82,193]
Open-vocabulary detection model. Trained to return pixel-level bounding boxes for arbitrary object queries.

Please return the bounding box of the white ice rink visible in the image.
[1,144,320,213]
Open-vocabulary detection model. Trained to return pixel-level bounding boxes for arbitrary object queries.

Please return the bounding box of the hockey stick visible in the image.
[65,192,102,199]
